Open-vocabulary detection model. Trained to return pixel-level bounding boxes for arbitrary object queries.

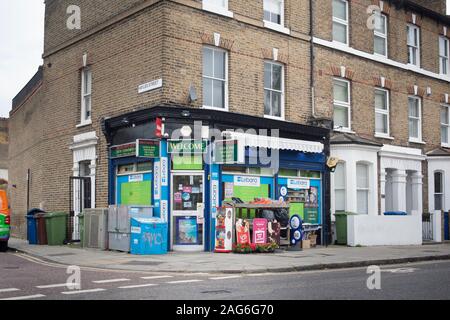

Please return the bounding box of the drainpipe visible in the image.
[310,0,317,119]
[26,169,30,212]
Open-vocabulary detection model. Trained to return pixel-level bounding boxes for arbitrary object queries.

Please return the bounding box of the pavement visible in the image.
[7,238,450,274]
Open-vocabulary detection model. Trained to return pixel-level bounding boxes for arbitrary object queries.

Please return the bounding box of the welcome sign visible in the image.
[168,140,207,154]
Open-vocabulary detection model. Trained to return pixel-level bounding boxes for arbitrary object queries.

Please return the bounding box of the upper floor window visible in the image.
[407,24,420,67]
[356,162,369,215]
[439,36,449,75]
[441,104,450,146]
[202,0,233,17]
[334,162,346,212]
[374,13,388,56]
[332,0,349,45]
[81,67,92,124]
[434,171,444,211]
[203,47,228,110]
[264,0,283,25]
[375,88,390,136]
[333,78,351,130]
[264,61,284,119]
[408,96,422,142]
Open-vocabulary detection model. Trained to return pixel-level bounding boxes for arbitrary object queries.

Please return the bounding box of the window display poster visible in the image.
[253,218,268,244]
[121,181,152,205]
[304,207,319,224]
[176,217,198,244]
[236,219,251,245]
[289,202,304,219]
[308,187,319,206]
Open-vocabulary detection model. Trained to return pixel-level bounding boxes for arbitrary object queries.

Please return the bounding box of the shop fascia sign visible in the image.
[287,178,310,190]
[167,139,208,154]
[213,139,245,164]
[110,139,160,159]
[234,176,261,187]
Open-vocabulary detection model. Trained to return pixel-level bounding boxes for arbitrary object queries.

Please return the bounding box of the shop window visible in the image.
[172,155,203,171]
[332,0,349,45]
[203,46,228,110]
[279,168,298,177]
[81,67,92,124]
[136,161,152,172]
[264,61,284,119]
[434,171,444,211]
[301,170,321,179]
[407,24,420,67]
[222,166,247,174]
[203,0,227,10]
[439,36,449,75]
[356,163,369,215]
[375,88,390,136]
[117,164,135,175]
[334,163,346,212]
[441,105,450,146]
[408,96,422,142]
[333,78,351,131]
[374,13,388,56]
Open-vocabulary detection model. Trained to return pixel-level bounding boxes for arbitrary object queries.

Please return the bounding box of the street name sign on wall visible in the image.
[138,79,163,94]
[136,139,160,158]
[213,139,244,164]
[167,140,208,154]
[110,142,137,159]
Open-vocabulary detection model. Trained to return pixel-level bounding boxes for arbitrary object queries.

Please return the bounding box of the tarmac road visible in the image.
[0,250,449,300]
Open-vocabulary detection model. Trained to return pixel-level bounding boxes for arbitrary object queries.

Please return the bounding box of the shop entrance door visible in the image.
[171,172,205,252]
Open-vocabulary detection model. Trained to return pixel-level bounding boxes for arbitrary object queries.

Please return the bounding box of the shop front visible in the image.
[103,106,331,252]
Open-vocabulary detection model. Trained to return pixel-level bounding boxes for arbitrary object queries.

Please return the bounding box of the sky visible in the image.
[0,0,45,118]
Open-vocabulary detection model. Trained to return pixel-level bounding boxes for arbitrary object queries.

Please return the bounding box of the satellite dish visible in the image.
[189,84,198,103]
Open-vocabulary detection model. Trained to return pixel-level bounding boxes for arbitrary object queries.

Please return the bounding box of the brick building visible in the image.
[8,0,450,247]
[0,118,8,182]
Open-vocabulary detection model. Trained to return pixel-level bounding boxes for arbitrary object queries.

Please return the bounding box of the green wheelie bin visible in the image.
[45,212,68,246]
[334,212,356,245]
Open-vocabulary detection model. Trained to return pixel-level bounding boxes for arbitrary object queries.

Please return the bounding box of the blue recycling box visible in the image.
[384,211,408,216]
[130,218,168,255]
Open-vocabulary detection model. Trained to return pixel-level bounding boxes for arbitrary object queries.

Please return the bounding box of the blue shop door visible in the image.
[116,173,153,206]
[277,178,322,225]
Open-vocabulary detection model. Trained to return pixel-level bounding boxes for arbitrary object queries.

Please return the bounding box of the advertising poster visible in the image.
[252,218,268,244]
[236,219,251,245]
[177,217,198,244]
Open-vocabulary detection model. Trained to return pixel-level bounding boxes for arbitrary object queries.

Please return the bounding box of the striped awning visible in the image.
[224,131,324,154]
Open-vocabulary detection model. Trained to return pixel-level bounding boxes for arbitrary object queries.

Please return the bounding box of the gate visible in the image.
[422,212,434,241]
[69,176,92,242]
[445,211,449,241]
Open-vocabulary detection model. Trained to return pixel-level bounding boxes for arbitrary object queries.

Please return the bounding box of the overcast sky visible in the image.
[0,0,45,118]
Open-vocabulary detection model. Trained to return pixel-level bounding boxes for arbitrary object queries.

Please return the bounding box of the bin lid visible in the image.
[384,211,408,216]
[44,212,68,218]
[26,208,45,216]
[334,212,357,216]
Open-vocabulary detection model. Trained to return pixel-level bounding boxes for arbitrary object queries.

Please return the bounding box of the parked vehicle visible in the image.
[0,190,10,252]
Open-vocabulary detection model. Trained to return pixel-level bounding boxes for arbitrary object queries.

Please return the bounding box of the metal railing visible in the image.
[422,212,434,241]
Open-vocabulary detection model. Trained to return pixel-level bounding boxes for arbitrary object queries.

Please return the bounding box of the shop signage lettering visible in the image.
[234,176,261,187]
[136,139,160,158]
[129,174,143,182]
[160,200,168,222]
[161,157,168,186]
[213,140,244,164]
[211,180,219,217]
[154,161,161,200]
[168,140,207,154]
[288,179,310,190]
[138,78,163,94]
[110,142,136,158]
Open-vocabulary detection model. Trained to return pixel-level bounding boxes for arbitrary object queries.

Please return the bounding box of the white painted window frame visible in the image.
[407,24,421,67]
[334,162,347,212]
[263,0,290,35]
[439,36,449,76]
[374,13,388,57]
[333,78,352,132]
[408,95,422,143]
[332,0,349,46]
[441,104,450,148]
[202,46,229,111]
[264,60,285,120]
[202,0,233,18]
[434,170,444,211]
[79,67,92,127]
[356,162,370,215]
[374,88,390,137]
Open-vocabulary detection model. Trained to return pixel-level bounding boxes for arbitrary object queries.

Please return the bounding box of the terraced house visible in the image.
[8,0,450,249]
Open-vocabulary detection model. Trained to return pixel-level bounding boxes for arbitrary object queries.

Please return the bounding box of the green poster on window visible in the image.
[121,181,152,205]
